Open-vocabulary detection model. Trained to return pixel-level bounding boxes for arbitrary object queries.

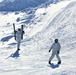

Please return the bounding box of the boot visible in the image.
[49,61,51,64]
[18,48,20,50]
[58,61,61,64]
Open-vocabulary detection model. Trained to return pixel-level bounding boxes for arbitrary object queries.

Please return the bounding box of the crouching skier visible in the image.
[49,39,61,65]
[15,28,25,50]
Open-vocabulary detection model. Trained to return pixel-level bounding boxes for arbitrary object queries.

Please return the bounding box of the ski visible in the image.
[21,25,24,39]
[13,23,16,40]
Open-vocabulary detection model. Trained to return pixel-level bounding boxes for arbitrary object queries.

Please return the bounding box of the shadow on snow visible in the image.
[6,50,20,59]
[1,35,13,42]
[48,63,59,69]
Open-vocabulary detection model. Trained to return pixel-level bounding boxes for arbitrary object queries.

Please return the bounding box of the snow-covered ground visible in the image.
[0,0,76,75]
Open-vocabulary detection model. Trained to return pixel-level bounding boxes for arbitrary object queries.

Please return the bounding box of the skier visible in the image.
[49,39,61,64]
[15,28,25,50]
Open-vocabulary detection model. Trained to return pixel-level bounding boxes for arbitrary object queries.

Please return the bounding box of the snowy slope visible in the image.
[0,0,76,75]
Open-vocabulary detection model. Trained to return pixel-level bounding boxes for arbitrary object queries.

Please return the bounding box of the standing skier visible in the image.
[49,39,61,64]
[15,28,25,50]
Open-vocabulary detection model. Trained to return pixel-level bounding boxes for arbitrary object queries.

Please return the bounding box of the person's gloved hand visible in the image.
[49,50,51,52]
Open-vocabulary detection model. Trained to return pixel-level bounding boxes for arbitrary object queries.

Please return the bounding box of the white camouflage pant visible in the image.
[49,52,61,62]
[16,39,21,49]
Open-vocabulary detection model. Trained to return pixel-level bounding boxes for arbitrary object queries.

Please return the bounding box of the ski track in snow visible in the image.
[0,0,76,75]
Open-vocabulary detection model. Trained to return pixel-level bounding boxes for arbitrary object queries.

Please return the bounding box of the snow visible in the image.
[0,0,76,75]
[0,0,4,3]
